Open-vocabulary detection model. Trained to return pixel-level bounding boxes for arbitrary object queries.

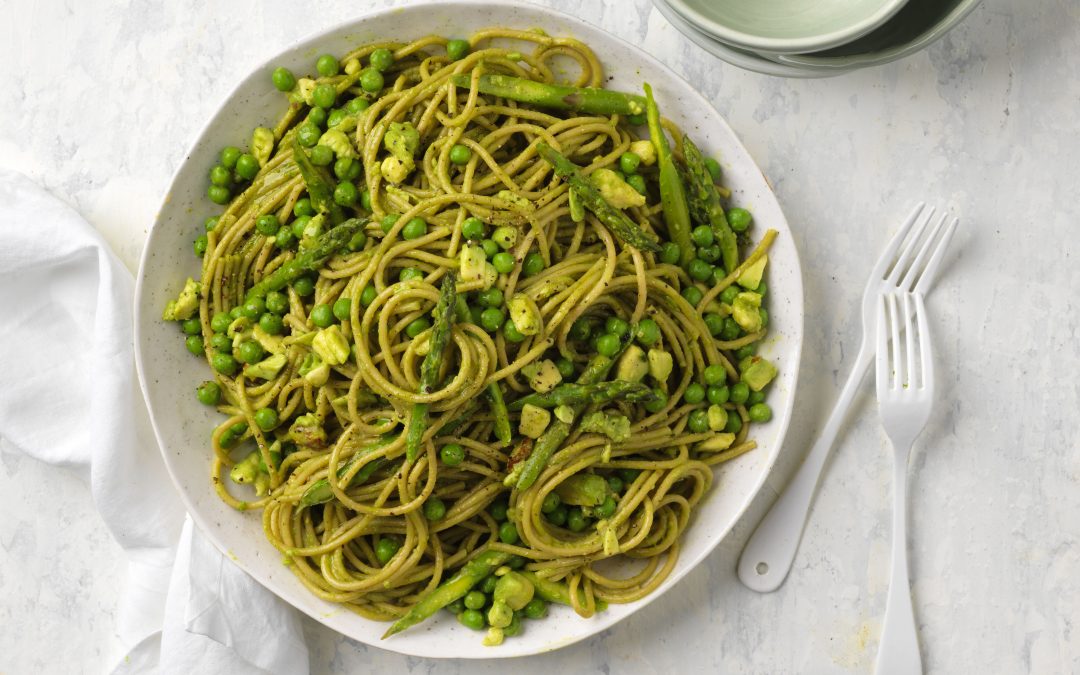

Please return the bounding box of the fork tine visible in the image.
[913,217,959,294]
[887,293,902,390]
[870,203,926,281]
[903,293,917,390]
[875,294,889,398]
[885,206,936,285]
[914,292,934,392]
[898,212,951,291]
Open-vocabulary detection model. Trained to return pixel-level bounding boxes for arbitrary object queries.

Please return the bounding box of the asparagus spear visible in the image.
[245,218,367,301]
[535,142,660,253]
[643,83,693,266]
[518,571,607,612]
[383,549,512,638]
[299,435,397,507]
[508,381,655,411]
[487,381,513,448]
[681,135,738,273]
[449,73,646,116]
[405,272,458,462]
[292,136,345,224]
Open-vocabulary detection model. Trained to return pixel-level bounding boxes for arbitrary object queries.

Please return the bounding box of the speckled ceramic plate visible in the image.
[134,0,803,659]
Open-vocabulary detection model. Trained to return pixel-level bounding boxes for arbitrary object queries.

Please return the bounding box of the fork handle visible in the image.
[737,340,873,592]
[875,447,922,675]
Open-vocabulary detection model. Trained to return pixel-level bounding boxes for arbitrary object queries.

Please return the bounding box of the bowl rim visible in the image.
[133,0,805,658]
[667,0,910,54]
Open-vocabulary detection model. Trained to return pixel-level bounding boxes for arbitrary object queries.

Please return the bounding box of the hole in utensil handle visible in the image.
[755,562,768,575]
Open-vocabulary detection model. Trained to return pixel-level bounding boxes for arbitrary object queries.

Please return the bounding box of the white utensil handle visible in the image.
[875,448,922,675]
[737,341,873,592]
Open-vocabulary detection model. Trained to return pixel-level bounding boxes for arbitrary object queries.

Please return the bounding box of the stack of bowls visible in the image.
[653,0,982,77]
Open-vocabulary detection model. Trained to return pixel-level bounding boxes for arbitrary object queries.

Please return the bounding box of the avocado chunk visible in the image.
[554,473,610,506]
[737,255,768,291]
[384,121,419,163]
[162,277,200,321]
[244,353,287,380]
[578,411,631,442]
[519,404,551,438]
[698,433,736,452]
[732,292,763,332]
[647,349,673,382]
[508,294,542,336]
[615,345,649,383]
[629,139,657,166]
[524,359,562,393]
[590,168,646,209]
[742,357,778,392]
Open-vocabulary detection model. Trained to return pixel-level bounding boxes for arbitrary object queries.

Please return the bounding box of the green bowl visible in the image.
[774,0,983,68]
[668,0,910,53]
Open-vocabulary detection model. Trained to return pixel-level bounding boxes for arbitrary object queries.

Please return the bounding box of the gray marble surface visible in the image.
[2,0,1078,673]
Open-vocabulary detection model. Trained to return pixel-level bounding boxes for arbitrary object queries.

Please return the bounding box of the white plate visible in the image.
[134,0,804,659]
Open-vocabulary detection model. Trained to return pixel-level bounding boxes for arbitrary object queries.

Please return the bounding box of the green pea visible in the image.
[333,157,357,181]
[503,321,526,343]
[424,497,447,521]
[259,313,284,335]
[725,413,743,434]
[235,154,259,181]
[688,259,713,282]
[236,341,264,364]
[446,599,466,615]
[595,333,620,357]
[546,505,567,526]
[309,83,335,110]
[449,143,472,165]
[327,108,348,129]
[683,383,705,404]
[691,225,714,247]
[211,352,238,375]
[541,493,561,514]
[333,180,358,206]
[735,344,757,360]
[308,144,334,167]
[720,285,740,305]
[595,495,617,519]
[480,575,498,595]
[634,318,660,346]
[255,214,280,236]
[345,97,370,114]
[307,107,327,129]
[520,597,547,621]
[296,122,321,147]
[192,234,207,257]
[703,313,724,336]
[688,409,709,433]
[360,189,372,212]
[402,217,427,240]
[698,245,721,264]
[315,53,339,76]
[293,198,315,217]
[359,68,384,92]
[606,476,624,494]
[309,304,333,328]
[459,609,485,630]
[220,146,242,169]
[681,285,703,306]
[756,282,767,297]
[619,152,641,174]
[703,364,727,385]
[207,185,230,205]
[271,67,296,92]
[748,390,766,405]
[707,385,730,405]
[241,297,265,320]
[204,216,220,232]
[369,47,394,72]
[566,508,587,532]
[219,422,247,448]
[704,157,722,181]
[492,252,515,274]
[251,407,277,431]
[659,242,681,265]
[626,173,647,195]
[399,267,424,282]
[480,307,505,332]
[618,468,641,484]
[380,213,400,234]
[209,334,232,352]
[291,217,312,240]
[555,357,575,379]
[184,335,204,356]
[446,38,470,61]
[375,537,400,564]
[209,164,232,187]
[196,381,220,405]
[275,227,296,249]
[605,316,629,338]
[360,284,377,306]
[523,252,545,277]
[440,443,465,466]
[569,318,593,341]
[730,382,750,405]
[759,308,769,328]
[461,216,485,240]
[405,317,431,338]
[712,266,728,286]
[181,318,201,335]
[481,239,500,259]
[720,317,741,341]
[293,276,316,297]
[331,297,352,322]
[728,207,752,233]
[477,287,504,308]
[230,306,245,320]
[489,500,509,521]
[463,590,486,610]
[643,388,668,413]
[454,296,470,323]
[265,291,288,314]
[347,230,367,252]
[626,113,647,126]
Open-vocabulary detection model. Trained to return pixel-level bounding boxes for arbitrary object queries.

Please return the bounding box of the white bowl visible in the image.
[134,0,804,659]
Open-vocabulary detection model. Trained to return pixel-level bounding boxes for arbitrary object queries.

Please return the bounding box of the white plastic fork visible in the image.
[874,291,934,675]
[738,203,958,592]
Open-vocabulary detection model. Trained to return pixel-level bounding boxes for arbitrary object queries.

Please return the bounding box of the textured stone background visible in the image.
[2,0,1078,673]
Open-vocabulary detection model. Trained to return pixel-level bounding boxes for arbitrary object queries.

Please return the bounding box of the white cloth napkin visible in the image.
[0,170,309,674]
